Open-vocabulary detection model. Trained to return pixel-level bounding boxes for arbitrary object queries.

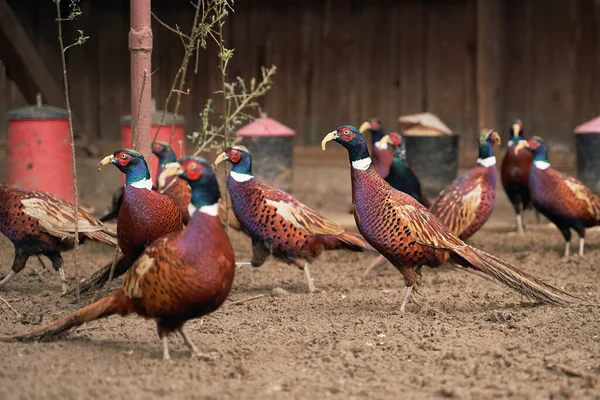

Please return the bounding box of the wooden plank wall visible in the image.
[0,0,598,155]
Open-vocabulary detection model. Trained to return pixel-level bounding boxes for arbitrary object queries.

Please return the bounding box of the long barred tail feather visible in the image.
[64,254,133,297]
[453,245,577,306]
[1,289,133,342]
[321,231,377,252]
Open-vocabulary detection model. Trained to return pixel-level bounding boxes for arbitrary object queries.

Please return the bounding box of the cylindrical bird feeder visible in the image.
[121,99,185,182]
[235,117,296,192]
[575,116,600,195]
[7,94,73,201]
[399,112,458,198]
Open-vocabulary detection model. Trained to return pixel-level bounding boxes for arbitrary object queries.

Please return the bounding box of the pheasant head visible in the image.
[214,146,253,178]
[151,141,178,166]
[514,136,549,163]
[477,129,501,160]
[377,132,406,161]
[359,118,385,145]
[322,125,371,166]
[98,149,151,187]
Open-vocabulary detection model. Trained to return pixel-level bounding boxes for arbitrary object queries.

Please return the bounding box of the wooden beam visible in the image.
[476,0,505,132]
[0,0,64,107]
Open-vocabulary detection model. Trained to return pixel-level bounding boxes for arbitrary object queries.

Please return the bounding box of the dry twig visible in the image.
[0,295,22,318]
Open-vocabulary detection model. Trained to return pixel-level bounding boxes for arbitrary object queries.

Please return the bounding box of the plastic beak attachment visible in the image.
[358,121,372,134]
[157,163,183,190]
[513,140,529,155]
[375,135,391,150]
[97,155,114,172]
[213,152,228,168]
[321,131,338,151]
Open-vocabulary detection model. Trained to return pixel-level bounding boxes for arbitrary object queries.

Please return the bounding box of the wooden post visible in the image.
[476,0,505,134]
[129,0,153,163]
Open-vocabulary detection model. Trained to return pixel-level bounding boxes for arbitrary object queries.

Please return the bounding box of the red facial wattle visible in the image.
[229,151,241,163]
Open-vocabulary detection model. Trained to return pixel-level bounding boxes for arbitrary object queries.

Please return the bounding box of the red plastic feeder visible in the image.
[7,95,74,202]
[121,100,186,182]
[236,117,296,192]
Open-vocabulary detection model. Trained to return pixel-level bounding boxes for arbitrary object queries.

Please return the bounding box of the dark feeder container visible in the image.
[575,116,600,195]
[404,134,459,198]
[235,117,296,193]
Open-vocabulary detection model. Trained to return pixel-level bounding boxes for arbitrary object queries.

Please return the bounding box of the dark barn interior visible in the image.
[0,0,598,161]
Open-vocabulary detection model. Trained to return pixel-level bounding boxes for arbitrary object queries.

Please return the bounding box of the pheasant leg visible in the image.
[400,285,414,313]
[363,255,388,278]
[58,268,68,294]
[516,214,524,235]
[0,271,16,289]
[579,238,585,257]
[162,336,171,361]
[179,328,214,360]
[303,263,317,293]
[564,242,570,257]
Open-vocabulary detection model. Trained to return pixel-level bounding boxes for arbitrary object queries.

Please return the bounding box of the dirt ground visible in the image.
[0,163,599,400]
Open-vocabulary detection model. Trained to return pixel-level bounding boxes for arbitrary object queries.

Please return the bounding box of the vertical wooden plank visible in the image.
[426,0,474,148]
[572,0,599,127]
[476,0,505,132]
[529,0,576,145]
[97,1,129,140]
[0,60,6,139]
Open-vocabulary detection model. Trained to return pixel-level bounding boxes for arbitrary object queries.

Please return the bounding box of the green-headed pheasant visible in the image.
[0,184,117,292]
[214,146,375,292]
[429,128,500,240]
[71,149,183,296]
[365,129,500,277]
[514,136,600,257]
[501,119,533,234]
[3,158,235,360]
[374,132,429,207]
[322,125,574,311]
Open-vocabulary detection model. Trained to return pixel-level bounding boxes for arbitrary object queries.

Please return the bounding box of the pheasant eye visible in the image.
[121,153,127,159]
[229,151,241,163]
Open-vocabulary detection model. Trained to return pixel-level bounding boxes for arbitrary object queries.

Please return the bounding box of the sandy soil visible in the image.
[0,164,599,400]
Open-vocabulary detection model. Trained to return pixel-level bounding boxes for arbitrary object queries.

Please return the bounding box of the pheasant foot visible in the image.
[0,271,16,290]
[162,336,171,361]
[579,238,585,257]
[59,268,68,294]
[235,262,252,268]
[564,242,570,258]
[516,214,524,235]
[303,264,317,293]
[400,285,414,313]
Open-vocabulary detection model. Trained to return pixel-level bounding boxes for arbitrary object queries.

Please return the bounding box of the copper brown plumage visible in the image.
[0,183,117,292]
[214,146,375,292]
[429,129,500,240]
[515,136,600,257]
[359,119,393,178]
[3,159,235,360]
[501,119,533,234]
[71,149,184,296]
[323,126,574,311]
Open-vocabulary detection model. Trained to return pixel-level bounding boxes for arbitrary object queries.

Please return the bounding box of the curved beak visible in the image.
[491,130,501,146]
[213,152,228,168]
[97,155,114,172]
[512,123,521,138]
[513,140,529,155]
[157,163,183,189]
[321,131,338,151]
[358,121,371,133]
[375,135,391,150]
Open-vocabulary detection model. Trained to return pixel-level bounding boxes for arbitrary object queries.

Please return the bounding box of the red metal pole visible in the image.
[129,0,152,164]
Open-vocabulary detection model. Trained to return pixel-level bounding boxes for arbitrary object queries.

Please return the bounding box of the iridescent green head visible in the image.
[97,149,150,186]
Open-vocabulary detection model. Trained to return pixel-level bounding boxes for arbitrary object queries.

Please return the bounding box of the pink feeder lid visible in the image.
[235,117,296,137]
[575,116,600,134]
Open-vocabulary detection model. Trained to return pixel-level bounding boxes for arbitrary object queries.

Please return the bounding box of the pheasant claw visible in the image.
[400,285,414,313]
[303,264,317,293]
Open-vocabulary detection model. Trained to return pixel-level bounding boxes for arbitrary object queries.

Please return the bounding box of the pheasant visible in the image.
[71,149,183,296]
[3,158,235,361]
[429,128,500,240]
[0,184,117,292]
[514,136,600,256]
[322,125,573,311]
[365,129,500,277]
[214,146,375,292]
[501,119,533,234]
[98,141,184,223]
[358,119,393,179]
[374,132,429,207]
[153,142,192,225]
